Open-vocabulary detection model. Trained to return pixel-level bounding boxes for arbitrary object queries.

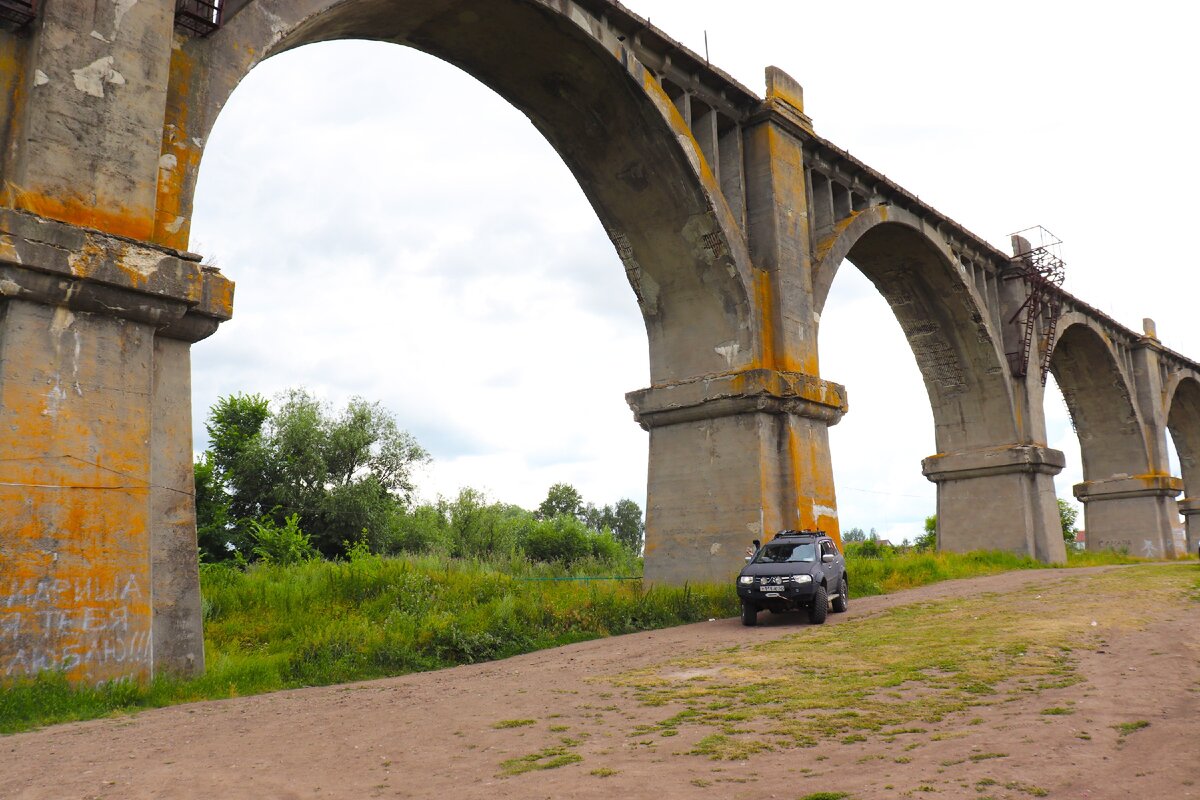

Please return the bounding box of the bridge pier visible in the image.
[1178,499,1200,557]
[629,369,846,584]
[922,445,1066,563]
[0,210,230,685]
[1074,477,1182,558]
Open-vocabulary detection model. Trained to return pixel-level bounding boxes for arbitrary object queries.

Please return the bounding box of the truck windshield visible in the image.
[753,541,817,563]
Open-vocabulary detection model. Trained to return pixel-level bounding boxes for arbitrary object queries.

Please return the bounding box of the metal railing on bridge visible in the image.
[175,0,222,37]
[0,0,36,29]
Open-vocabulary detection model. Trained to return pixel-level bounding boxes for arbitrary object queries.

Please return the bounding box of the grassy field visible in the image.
[610,562,1196,763]
[0,548,1148,734]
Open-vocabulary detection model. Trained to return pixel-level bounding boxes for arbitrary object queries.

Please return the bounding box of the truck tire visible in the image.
[809,584,828,624]
[741,601,758,627]
[831,576,849,613]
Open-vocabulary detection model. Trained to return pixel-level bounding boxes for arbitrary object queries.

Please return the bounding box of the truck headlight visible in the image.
[791,574,813,584]
[738,576,754,585]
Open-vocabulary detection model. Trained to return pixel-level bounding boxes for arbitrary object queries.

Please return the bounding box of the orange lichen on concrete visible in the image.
[785,423,841,546]
[0,38,28,188]
[3,183,155,242]
[749,269,818,375]
[0,306,154,685]
[752,268,778,370]
[642,71,719,188]
[201,267,236,319]
[152,47,202,250]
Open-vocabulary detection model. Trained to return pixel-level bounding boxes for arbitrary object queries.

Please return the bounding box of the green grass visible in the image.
[0,552,733,734]
[1113,720,1151,739]
[0,547,1150,734]
[493,718,537,729]
[613,563,1195,758]
[499,745,583,776]
[845,548,1142,598]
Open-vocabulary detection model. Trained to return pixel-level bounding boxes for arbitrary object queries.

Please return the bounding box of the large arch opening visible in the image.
[1166,376,1200,553]
[1167,377,1200,495]
[1049,320,1183,556]
[169,0,754,385]
[818,216,1017,544]
[1049,322,1146,481]
[189,41,654,511]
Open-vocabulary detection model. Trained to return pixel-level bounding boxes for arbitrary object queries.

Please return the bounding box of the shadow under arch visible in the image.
[814,206,1017,454]
[1049,316,1148,481]
[155,0,753,383]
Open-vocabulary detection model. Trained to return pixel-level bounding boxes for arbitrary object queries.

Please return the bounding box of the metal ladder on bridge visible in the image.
[1005,226,1065,386]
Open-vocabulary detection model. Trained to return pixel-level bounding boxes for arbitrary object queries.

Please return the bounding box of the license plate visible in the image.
[760,584,785,592]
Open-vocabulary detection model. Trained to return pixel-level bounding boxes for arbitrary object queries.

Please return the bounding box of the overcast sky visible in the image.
[189,0,1199,544]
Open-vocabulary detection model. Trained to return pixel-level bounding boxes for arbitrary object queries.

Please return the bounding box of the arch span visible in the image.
[154,0,754,383]
[812,205,1064,560]
[815,206,1017,453]
[1051,315,1180,556]
[1166,373,1200,554]
[1050,316,1147,480]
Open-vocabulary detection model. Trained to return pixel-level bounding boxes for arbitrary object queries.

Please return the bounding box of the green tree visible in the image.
[205,392,273,525]
[193,453,233,561]
[582,498,646,553]
[538,483,583,520]
[195,388,430,558]
[608,498,645,553]
[914,515,937,551]
[842,527,867,543]
[1058,498,1080,544]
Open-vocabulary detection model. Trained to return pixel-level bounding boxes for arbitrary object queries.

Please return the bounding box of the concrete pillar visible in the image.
[1075,322,1183,559]
[630,369,846,584]
[1179,498,1200,557]
[922,445,1067,563]
[0,0,177,241]
[0,301,157,684]
[150,338,205,677]
[0,209,231,684]
[1074,476,1182,558]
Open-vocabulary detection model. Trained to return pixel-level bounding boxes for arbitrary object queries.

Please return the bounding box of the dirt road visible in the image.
[2,565,1197,800]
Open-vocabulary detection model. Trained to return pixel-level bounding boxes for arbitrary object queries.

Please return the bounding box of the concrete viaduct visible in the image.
[1,0,1197,685]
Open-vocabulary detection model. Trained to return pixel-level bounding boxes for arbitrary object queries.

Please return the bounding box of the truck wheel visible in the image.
[808,584,828,624]
[741,601,759,627]
[832,576,849,613]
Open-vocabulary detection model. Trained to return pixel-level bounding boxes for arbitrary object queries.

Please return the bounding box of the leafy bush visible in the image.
[248,514,318,565]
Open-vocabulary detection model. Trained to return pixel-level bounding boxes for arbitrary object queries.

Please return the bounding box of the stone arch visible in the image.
[1165,373,1200,494]
[152,0,753,383]
[813,205,1017,453]
[1049,315,1149,480]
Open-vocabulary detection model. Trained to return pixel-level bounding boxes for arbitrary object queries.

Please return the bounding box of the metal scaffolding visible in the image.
[175,0,222,37]
[1005,226,1065,385]
[0,0,36,29]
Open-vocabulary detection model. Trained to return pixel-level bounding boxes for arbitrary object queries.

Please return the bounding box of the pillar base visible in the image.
[0,211,231,685]
[629,369,847,585]
[1075,476,1182,558]
[922,445,1067,563]
[1179,498,1200,558]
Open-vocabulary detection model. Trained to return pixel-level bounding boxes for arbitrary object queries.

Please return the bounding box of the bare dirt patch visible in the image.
[1,565,1197,800]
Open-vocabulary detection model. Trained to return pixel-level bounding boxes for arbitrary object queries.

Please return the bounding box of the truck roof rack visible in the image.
[774,529,824,538]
